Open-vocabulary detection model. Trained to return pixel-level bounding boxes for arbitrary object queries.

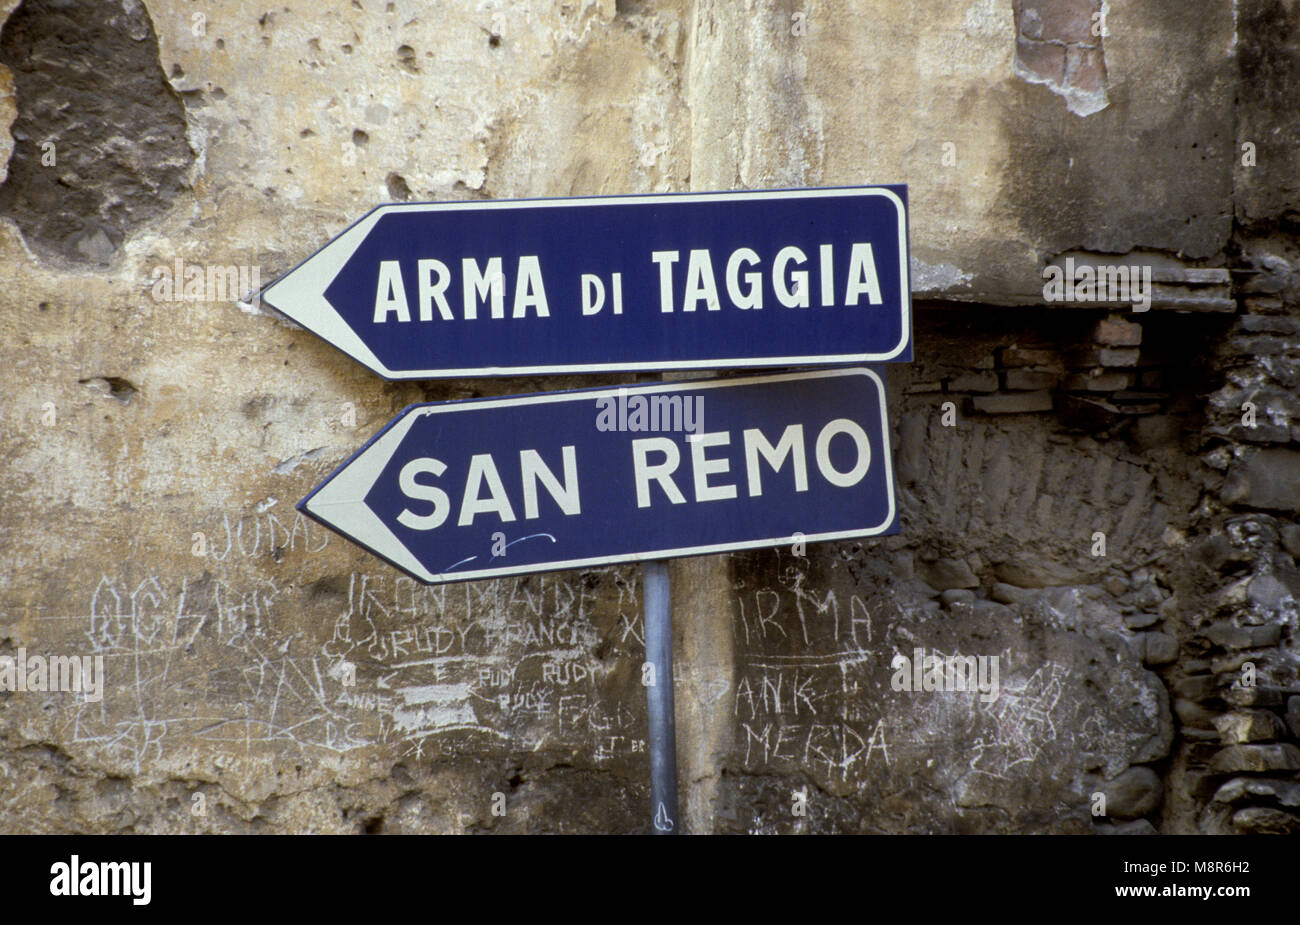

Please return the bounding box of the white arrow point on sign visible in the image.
[302,408,435,582]
[260,207,395,378]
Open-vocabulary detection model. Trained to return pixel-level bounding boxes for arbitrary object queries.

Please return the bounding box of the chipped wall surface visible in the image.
[0,0,1298,834]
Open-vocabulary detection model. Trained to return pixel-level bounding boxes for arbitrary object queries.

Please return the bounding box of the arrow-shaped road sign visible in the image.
[299,368,898,583]
[261,187,911,379]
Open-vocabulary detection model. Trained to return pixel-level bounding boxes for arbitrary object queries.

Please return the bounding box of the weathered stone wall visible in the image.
[0,0,1296,834]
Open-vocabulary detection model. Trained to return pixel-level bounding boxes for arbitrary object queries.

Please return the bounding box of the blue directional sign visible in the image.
[299,368,897,583]
[261,187,911,379]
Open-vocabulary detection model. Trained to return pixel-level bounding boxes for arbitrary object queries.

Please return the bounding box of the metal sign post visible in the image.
[642,559,677,834]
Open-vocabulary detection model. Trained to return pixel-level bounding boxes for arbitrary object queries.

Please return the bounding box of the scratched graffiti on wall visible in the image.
[727,549,1168,799]
[24,561,648,775]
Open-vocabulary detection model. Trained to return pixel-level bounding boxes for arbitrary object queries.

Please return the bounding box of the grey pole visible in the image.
[642,559,678,834]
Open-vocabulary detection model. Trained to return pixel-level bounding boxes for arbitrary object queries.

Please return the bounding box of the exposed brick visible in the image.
[1014,0,1045,38]
[1067,346,1140,368]
[1017,0,1100,45]
[1172,675,1219,701]
[1222,448,1300,512]
[1225,686,1289,708]
[1063,370,1136,391]
[1212,777,1300,806]
[1178,268,1232,285]
[1124,609,1159,629]
[1240,315,1300,334]
[1004,367,1060,390]
[1213,710,1287,744]
[1094,315,1142,346]
[1209,744,1300,774]
[1100,347,1140,367]
[971,391,1053,414]
[1014,37,1066,84]
[1065,44,1106,94]
[1226,336,1284,356]
[1175,699,1218,729]
[1185,742,1225,767]
[906,380,944,394]
[1151,291,1237,312]
[1232,807,1300,835]
[1140,632,1178,665]
[1244,297,1285,315]
[948,371,999,393]
[1001,344,1062,368]
[1241,268,1288,295]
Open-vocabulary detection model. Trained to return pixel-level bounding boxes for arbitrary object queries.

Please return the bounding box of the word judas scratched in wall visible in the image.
[299,369,898,584]
[260,186,911,379]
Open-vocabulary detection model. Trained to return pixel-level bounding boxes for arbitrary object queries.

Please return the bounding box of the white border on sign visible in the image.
[261,188,912,379]
[301,367,897,584]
